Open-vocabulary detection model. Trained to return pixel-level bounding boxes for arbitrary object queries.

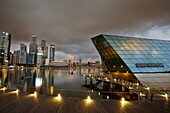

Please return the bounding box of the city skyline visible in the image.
[0,0,170,62]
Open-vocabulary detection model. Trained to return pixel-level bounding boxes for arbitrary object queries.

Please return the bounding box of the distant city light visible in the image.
[5,33,9,35]
[98,92,100,95]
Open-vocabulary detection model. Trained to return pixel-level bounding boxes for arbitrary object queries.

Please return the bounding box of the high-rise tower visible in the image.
[40,40,48,65]
[45,44,55,65]
[29,35,38,65]
[0,32,11,65]
[29,35,38,54]
[48,44,55,63]
[19,43,27,64]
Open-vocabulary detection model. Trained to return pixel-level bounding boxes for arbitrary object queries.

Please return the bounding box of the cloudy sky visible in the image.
[0,0,170,62]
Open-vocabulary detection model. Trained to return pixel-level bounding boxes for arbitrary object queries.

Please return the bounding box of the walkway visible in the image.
[0,90,169,113]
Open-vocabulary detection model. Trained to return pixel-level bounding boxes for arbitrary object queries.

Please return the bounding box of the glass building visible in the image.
[91,34,170,91]
[48,44,55,63]
[19,43,27,64]
[29,35,38,54]
[0,32,11,64]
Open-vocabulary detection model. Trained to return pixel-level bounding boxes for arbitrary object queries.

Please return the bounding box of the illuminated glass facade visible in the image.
[92,34,170,90]
[0,32,11,64]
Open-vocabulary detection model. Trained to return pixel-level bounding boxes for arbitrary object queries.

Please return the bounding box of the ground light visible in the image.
[3,87,6,91]
[121,97,125,104]
[86,96,92,103]
[146,87,150,91]
[27,91,38,102]
[0,87,7,91]
[28,91,37,98]
[56,93,62,101]
[140,92,144,96]
[165,93,168,102]
[15,89,19,96]
[34,91,37,97]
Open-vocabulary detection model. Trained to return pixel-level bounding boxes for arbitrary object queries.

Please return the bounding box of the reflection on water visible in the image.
[0,67,101,96]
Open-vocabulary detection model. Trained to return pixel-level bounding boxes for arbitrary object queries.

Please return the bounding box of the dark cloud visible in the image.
[0,0,170,61]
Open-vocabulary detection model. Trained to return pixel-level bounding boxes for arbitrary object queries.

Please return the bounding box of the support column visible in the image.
[122,85,125,92]
[90,77,93,86]
[85,77,87,85]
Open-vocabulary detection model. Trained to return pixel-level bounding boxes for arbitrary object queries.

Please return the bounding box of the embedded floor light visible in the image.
[146,87,150,91]
[140,92,143,96]
[107,95,109,99]
[16,89,19,94]
[56,93,62,101]
[34,91,37,97]
[121,97,125,104]
[86,96,92,103]
[3,87,6,91]
[165,93,168,101]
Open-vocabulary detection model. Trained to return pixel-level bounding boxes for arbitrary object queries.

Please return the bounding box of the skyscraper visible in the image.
[19,43,27,64]
[41,40,48,65]
[37,47,43,66]
[29,35,38,64]
[29,35,38,54]
[12,50,20,65]
[41,40,46,48]
[48,44,55,63]
[46,44,55,65]
[0,32,11,65]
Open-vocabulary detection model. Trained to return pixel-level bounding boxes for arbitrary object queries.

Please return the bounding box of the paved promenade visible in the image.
[0,91,169,113]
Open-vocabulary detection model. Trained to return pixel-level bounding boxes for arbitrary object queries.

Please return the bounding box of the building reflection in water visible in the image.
[0,67,100,96]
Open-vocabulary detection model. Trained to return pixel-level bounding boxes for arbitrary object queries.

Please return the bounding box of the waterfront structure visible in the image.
[50,61,68,67]
[0,32,11,65]
[46,44,55,65]
[91,34,170,91]
[19,44,27,64]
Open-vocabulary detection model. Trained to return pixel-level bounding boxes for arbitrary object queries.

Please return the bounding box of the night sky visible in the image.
[0,0,170,62]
